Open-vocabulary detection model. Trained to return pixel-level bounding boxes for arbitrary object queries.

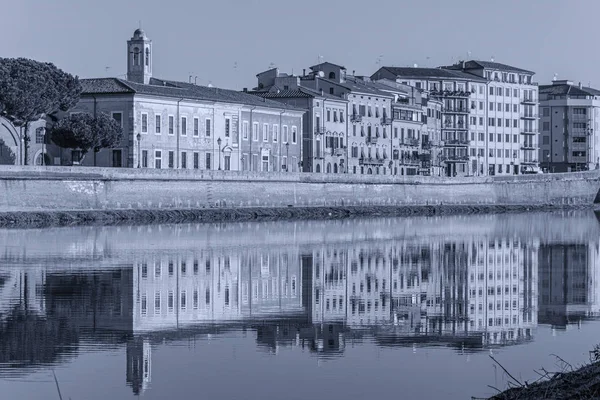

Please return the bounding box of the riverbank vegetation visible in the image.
[481,346,600,400]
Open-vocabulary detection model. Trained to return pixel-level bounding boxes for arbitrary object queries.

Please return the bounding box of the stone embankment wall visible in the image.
[0,166,599,213]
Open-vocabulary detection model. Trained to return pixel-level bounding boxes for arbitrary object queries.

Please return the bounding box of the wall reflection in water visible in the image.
[0,212,600,395]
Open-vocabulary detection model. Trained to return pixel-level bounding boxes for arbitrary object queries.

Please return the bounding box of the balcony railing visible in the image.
[444,106,469,114]
[366,135,378,145]
[521,145,536,150]
[400,157,421,165]
[521,129,536,135]
[350,114,363,123]
[402,138,419,147]
[443,123,468,130]
[521,97,536,104]
[444,139,470,146]
[359,157,385,166]
[380,116,393,125]
[430,90,472,98]
[441,154,470,162]
[314,126,326,135]
[520,114,538,119]
[334,147,346,157]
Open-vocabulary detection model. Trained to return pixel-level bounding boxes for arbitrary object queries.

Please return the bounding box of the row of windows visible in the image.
[241,121,297,143]
[140,113,215,137]
[140,149,214,170]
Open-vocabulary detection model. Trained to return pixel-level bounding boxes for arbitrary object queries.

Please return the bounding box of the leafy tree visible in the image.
[51,113,123,164]
[0,58,81,164]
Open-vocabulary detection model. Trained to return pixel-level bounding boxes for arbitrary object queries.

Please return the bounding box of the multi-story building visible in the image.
[372,61,539,176]
[372,66,484,176]
[301,63,395,175]
[375,79,443,176]
[250,68,348,173]
[538,80,600,172]
[66,29,303,170]
[443,61,539,175]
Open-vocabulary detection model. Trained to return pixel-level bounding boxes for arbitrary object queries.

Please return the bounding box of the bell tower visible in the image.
[127,28,152,84]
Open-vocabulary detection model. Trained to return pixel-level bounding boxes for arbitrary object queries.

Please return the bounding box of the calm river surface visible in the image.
[1,211,600,400]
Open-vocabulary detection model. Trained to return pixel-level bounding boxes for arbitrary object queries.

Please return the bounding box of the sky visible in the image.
[1,0,597,90]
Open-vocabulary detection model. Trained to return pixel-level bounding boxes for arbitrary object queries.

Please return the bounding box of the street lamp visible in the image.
[136,133,141,168]
[217,137,222,170]
[545,152,550,173]
[41,128,46,166]
[285,142,289,172]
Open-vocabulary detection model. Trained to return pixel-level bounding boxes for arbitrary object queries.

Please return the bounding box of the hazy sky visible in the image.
[1,0,597,90]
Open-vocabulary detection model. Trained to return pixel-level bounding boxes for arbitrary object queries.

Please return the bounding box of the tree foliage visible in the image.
[0,58,82,164]
[51,113,123,162]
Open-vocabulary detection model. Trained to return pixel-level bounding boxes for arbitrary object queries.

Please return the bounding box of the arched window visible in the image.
[367,168,372,175]
[145,48,150,67]
[133,47,140,66]
[333,163,338,173]
[316,164,321,173]
[326,162,332,173]
[328,72,336,80]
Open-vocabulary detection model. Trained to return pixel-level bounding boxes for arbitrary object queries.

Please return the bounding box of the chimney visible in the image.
[462,60,466,69]
[579,82,582,88]
[352,70,356,76]
[243,88,248,92]
[303,68,306,76]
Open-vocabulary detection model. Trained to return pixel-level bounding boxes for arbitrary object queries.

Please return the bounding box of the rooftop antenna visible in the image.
[105,66,111,76]
[268,62,276,69]
[189,75,192,83]
[139,20,142,30]
[553,73,558,81]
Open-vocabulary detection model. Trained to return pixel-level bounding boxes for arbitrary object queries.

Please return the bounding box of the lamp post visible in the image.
[41,128,46,166]
[285,142,289,172]
[136,133,141,168]
[217,137,222,170]
[546,152,550,173]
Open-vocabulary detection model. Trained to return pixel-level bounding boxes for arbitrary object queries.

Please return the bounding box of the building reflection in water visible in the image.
[0,215,599,395]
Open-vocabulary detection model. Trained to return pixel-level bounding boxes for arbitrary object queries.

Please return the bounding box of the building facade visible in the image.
[250,69,348,173]
[538,80,600,172]
[301,63,395,176]
[0,116,57,166]
[444,61,540,175]
[372,60,540,176]
[65,29,303,170]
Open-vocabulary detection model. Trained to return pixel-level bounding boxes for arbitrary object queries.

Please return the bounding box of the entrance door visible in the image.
[112,150,122,167]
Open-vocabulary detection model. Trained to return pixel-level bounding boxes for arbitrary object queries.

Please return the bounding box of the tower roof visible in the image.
[132,28,147,39]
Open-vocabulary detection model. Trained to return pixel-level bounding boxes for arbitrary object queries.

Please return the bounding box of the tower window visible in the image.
[145,48,150,67]
[133,47,140,66]
[329,72,336,80]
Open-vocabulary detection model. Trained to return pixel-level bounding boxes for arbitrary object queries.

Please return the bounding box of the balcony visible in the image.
[443,123,468,130]
[444,106,469,114]
[521,97,536,105]
[521,129,536,135]
[359,157,385,166]
[350,114,363,123]
[400,157,421,165]
[522,159,538,165]
[314,126,326,135]
[430,90,472,98]
[521,144,536,150]
[520,114,538,120]
[334,147,346,157]
[366,135,378,145]
[444,139,470,147]
[402,138,419,147]
[380,116,393,125]
[441,154,469,162]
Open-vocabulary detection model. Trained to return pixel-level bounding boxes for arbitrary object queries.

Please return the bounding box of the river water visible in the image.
[1,211,599,400]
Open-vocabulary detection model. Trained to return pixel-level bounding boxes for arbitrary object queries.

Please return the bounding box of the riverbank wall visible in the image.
[0,166,598,226]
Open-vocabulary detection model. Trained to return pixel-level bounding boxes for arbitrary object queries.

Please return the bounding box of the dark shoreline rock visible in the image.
[0,204,592,229]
